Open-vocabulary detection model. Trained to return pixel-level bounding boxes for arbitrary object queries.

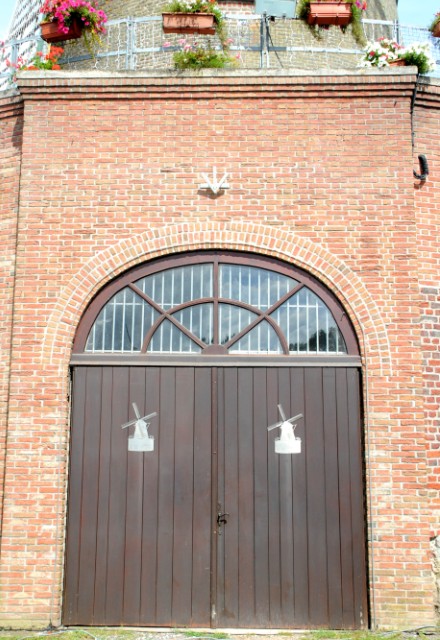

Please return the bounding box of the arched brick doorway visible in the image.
[65,251,368,628]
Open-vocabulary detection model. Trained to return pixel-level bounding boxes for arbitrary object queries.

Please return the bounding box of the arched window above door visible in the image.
[73,252,359,356]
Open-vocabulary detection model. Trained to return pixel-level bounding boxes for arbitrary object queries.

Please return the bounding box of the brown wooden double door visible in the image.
[64,365,368,628]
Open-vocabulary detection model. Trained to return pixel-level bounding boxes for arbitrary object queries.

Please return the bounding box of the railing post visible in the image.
[10,39,18,68]
[126,18,135,70]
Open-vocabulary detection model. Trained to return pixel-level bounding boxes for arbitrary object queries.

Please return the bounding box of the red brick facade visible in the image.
[0,68,438,628]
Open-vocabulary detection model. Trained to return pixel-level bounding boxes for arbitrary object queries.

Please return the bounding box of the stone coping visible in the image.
[15,66,421,80]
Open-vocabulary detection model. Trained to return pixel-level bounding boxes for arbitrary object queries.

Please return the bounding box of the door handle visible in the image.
[217,512,229,526]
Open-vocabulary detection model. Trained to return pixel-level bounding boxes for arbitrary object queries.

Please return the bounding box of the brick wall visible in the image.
[414,81,440,619]
[0,67,437,628]
[0,91,23,535]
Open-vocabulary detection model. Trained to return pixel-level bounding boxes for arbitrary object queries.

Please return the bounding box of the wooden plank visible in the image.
[93,367,113,624]
[347,368,368,628]
[122,367,147,624]
[76,367,102,623]
[172,368,195,625]
[266,366,282,627]
[214,367,224,627]
[323,368,343,628]
[219,367,239,625]
[305,368,328,626]
[63,367,87,624]
[236,368,255,626]
[105,367,129,624]
[191,367,212,626]
[139,367,161,625]
[155,367,176,625]
[290,368,308,627]
[277,368,295,627]
[336,368,355,628]
[252,368,270,626]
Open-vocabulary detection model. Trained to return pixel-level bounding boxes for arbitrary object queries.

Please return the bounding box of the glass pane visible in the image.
[271,288,347,353]
[147,319,201,353]
[172,304,214,345]
[229,321,282,353]
[219,303,258,345]
[135,264,213,310]
[220,264,297,310]
[85,288,159,352]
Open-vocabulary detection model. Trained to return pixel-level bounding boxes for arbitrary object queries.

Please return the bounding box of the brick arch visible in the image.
[42,221,392,375]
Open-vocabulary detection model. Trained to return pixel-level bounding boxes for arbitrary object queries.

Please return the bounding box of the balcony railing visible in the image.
[1,16,439,90]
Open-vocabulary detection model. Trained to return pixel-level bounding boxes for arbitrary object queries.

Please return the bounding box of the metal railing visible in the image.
[1,16,439,90]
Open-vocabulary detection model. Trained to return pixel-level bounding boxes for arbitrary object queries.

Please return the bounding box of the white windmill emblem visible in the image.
[267,404,303,454]
[121,403,158,452]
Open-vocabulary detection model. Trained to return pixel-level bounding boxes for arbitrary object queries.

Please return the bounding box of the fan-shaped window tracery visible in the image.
[79,254,356,356]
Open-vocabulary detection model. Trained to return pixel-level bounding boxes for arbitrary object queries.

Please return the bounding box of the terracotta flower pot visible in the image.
[432,22,440,38]
[307,1,352,27]
[388,59,406,67]
[40,16,83,43]
[162,12,216,35]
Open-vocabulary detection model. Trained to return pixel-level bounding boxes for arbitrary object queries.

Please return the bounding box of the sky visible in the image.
[0,0,439,40]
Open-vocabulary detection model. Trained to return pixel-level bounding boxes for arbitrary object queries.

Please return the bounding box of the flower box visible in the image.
[307,1,352,26]
[162,12,216,35]
[40,17,83,43]
[388,59,405,67]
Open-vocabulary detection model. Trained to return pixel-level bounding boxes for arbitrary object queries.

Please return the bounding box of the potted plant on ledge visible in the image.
[164,37,238,69]
[39,0,109,49]
[360,39,436,75]
[429,12,440,38]
[162,0,226,39]
[360,37,404,67]
[297,0,367,46]
[5,46,64,84]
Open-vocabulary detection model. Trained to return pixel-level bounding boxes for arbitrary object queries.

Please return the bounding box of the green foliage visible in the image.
[172,42,238,69]
[304,632,402,640]
[429,11,440,32]
[0,630,423,640]
[401,44,435,75]
[178,633,229,639]
[350,2,366,46]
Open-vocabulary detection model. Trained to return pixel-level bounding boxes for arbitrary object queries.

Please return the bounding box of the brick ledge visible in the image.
[14,67,421,99]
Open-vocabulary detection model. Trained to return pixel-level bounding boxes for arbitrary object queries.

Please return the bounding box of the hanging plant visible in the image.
[39,0,110,53]
[297,0,367,47]
[162,0,227,44]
